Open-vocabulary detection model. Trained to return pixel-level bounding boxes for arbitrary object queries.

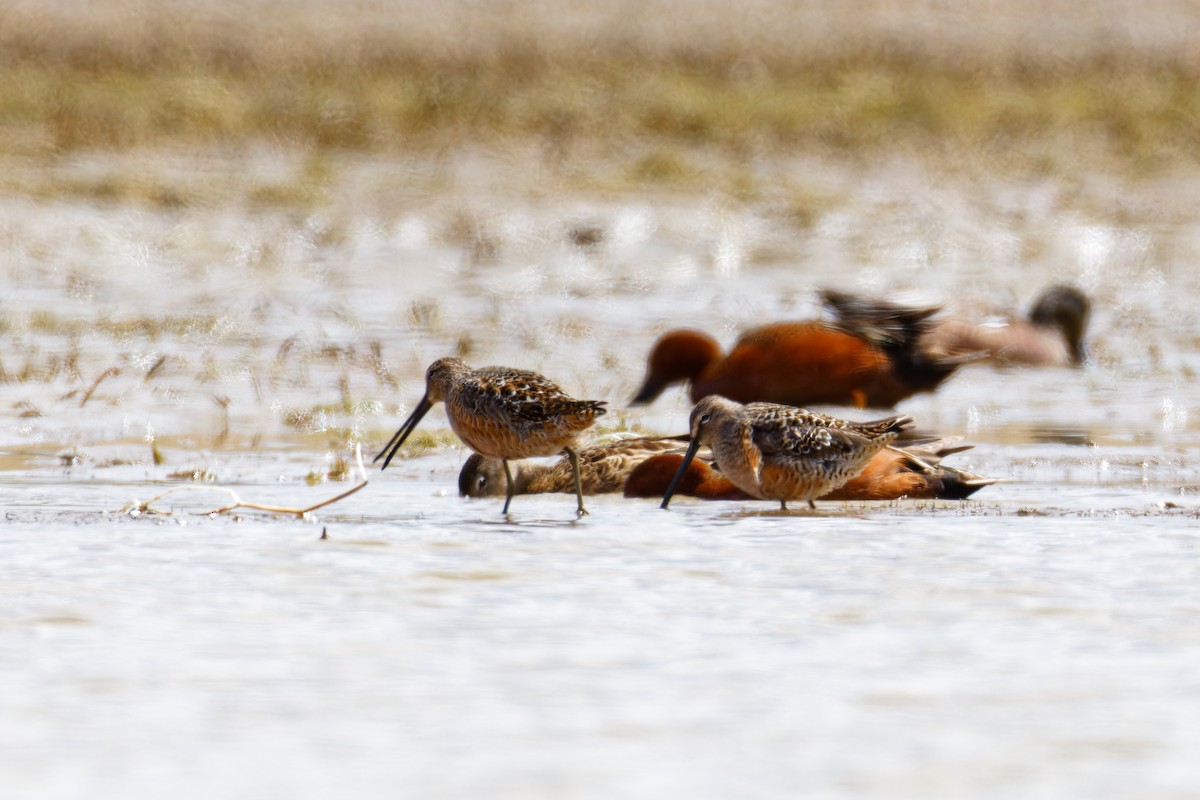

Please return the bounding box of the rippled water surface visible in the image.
[3,152,1200,798]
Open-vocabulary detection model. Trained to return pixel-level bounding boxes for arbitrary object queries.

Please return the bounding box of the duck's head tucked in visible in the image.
[631,330,722,404]
[1028,285,1090,365]
[458,452,508,497]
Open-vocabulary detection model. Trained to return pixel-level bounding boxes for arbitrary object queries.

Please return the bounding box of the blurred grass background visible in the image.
[2,0,1200,206]
[2,0,1198,464]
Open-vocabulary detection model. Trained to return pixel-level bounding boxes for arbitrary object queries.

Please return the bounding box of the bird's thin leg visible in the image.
[780,500,788,510]
[565,447,587,517]
[808,499,817,510]
[501,459,515,515]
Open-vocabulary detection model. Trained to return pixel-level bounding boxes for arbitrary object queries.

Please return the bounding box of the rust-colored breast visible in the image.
[706,401,904,503]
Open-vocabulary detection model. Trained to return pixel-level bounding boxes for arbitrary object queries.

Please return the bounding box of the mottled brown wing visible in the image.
[845,414,913,438]
[466,367,607,422]
[746,405,879,460]
[743,403,909,439]
[576,434,691,461]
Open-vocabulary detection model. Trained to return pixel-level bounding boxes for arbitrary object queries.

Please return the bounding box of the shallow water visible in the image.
[2,151,1200,798]
[4,476,1200,799]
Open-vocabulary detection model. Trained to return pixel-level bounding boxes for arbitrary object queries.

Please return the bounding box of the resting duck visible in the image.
[458,435,689,498]
[624,439,997,502]
[921,284,1091,367]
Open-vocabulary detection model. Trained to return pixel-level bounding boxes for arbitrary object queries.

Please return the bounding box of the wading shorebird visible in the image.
[631,290,968,409]
[659,395,913,510]
[458,435,690,498]
[922,284,1092,367]
[625,439,996,502]
[374,357,607,517]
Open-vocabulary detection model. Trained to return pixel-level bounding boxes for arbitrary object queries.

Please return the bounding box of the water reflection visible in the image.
[1016,425,1095,446]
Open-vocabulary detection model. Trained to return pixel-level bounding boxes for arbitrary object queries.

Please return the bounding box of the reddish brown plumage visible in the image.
[633,308,964,410]
[700,324,904,406]
[625,444,996,502]
[623,453,754,500]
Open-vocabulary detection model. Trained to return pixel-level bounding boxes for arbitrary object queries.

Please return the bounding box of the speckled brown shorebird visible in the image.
[374,357,607,517]
[660,395,913,511]
[626,439,996,502]
[458,434,691,499]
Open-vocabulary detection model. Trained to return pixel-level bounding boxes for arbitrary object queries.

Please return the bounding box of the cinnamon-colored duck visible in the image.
[922,284,1091,367]
[631,290,968,409]
[624,440,996,502]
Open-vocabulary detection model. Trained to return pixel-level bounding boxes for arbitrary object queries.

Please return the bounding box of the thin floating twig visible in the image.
[119,444,370,520]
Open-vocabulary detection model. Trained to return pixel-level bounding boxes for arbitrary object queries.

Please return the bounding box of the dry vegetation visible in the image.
[3,0,1200,204]
[122,444,370,518]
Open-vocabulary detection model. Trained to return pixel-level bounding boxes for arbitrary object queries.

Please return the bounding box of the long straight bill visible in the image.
[660,436,702,509]
[373,395,433,470]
